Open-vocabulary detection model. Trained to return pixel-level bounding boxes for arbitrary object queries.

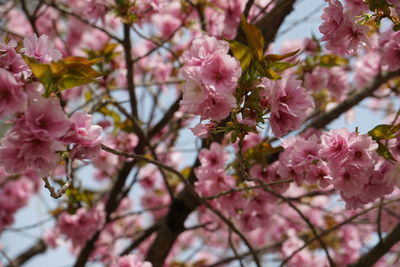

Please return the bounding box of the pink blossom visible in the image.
[345,0,369,15]
[43,229,63,248]
[0,176,36,231]
[71,145,101,161]
[320,0,368,55]
[320,0,345,42]
[57,206,105,246]
[23,96,71,141]
[152,13,181,39]
[305,163,331,187]
[381,31,400,71]
[5,10,32,36]
[303,66,348,101]
[140,190,169,219]
[62,112,102,147]
[278,135,321,185]
[0,68,27,118]
[332,166,369,198]
[250,163,290,193]
[347,134,378,169]
[67,0,109,21]
[355,51,381,87]
[195,168,236,196]
[180,71,207,107]
[21,34,62,63]
[138,165,161,189]
[320,128,351,165]
[303,67,328,92]
[198,143,227,170]
[190,122,216,139]
[35,7,60,37]
[180,36,240,121]
[326,67,348,101]
[326,20,369,55]
[182,36,229,67]
[111,255,152,267]
[0,131,63,176]
[387,0,400,14]
[192,94,236,121]
[334,224,363,264]
[0,139,27,175]
[83,0,109,20]
[281,229,324,266]
[0,40,29,76]
[93,147,119,178]
[220,0,243,39]
[359,179,394,204]
[262,77,314,137]
[303,38,320,54]
[0,178,34,212]
[200,52,241,95]
[370,198,400,232]
[235,132,262,152]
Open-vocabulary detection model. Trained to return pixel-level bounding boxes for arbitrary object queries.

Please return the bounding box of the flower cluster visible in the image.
[303,66,348,101]
[278,128,395,209]
[54,206,105,248]
[381,29,400,71]
[195,143,235,196]
[260,77,315,137]
[0,168,39,231]
[319,0,369,55]
[0,34,102,177]
[180,36,241,121]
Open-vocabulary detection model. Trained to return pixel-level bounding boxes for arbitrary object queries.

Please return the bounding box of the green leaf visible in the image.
[264,67,281,80]
[231,131,238,143]
[319,54,348,67]
[254,61,281,80]
[240,15,264,61]
[269,61,296,72]
[368,124,400,140]
[99,106,121,126]
[229,41,252,71]
[393,23,400,32]
[23,56,101,97]
[377,142,396,161]
[264,49,300,62]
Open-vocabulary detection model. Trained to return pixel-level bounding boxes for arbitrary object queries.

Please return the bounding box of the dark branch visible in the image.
[123,23,138,118]
[7,239,46,267]
[349,222,400,267]
[307,70,400,130]
[236,0,297,47]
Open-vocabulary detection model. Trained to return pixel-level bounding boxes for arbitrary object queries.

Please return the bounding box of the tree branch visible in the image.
[307,70,400,130]
[7,239,47,267]
[349,222,400,267]
[123,23,138,118]
[236,0,297,47]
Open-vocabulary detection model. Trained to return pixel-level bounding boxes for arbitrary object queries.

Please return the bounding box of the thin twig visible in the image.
[42,156,73,199]
[202,179,293,201]
[281,198,400,266]
[349,222,400,267]
[252,178,335,267]
[120,224,160,256]
[101,144,262,267]
[228,228,245,267]
[377,198,384,243]
[44,0,122,43]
